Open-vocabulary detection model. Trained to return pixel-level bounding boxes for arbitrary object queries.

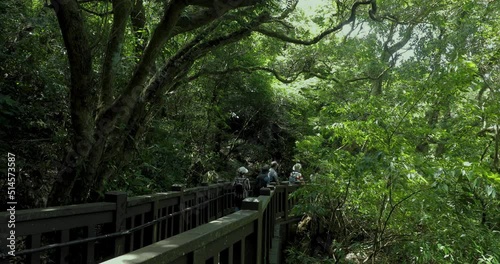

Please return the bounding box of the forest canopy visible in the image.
[1,0,499,262]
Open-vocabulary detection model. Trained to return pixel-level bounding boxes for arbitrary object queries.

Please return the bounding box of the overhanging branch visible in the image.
[174,0,261,36]
[256,0,375,45]
[188,65,392,85]
[187,66,301,83]
[79,6,112,16]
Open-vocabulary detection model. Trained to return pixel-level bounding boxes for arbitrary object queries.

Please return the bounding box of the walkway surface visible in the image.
[270,224,282,264]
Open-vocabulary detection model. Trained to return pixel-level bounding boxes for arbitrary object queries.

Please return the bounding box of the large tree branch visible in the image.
[173,0,260,36]
[79,6,113,16]
[174,8,229,36]
[385,24,415,57]
[188,64,393,85]
[96,0,187,136]
[125,15,271,147]
[97,0,263,136]
[188,66,302,83]
[256,0,375,45]
[185,0,260,8]
[76,0,109,3]
[147,13,270,99]
[373,23,415,95]
[99,0,132,111]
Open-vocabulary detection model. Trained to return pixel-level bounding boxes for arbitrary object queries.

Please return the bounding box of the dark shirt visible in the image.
[256,173,269,190]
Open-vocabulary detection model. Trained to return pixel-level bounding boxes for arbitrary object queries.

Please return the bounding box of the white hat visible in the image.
[237,167,248,174]
[292,163,301,171]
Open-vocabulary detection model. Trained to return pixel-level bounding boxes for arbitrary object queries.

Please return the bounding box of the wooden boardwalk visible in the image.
[270,224,282,264]
[0,183,301,264]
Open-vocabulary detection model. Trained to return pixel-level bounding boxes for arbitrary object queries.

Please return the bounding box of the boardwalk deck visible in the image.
[269,224,281,264]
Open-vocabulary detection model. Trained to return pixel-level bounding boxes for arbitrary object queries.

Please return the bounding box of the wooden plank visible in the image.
[127,192,181,207]
[139,214,145,248]
[0,203,115,222]
[128,217,135,252]
[28,233,41,264]
[178,194,184,234]
[200,220,254,258]
[158,207,166,240]
[245,231,257,264]
[101,211,258,264]
[167,206,174,238]
[152,200,159,243]
[195,191,200,228]
[59,229,69,263]
[158,197,179,209]
[86,226,96,264]
[269,224,282,264]
[125,203,151,218]
[105,192,127,257]
[218,244,232,264]
[228,245,234,264]
[14,212,113,235]
[239,239,245,264]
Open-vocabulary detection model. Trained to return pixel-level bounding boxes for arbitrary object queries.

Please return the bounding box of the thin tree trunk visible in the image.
[99,0,132,110]
[131,0,147,54]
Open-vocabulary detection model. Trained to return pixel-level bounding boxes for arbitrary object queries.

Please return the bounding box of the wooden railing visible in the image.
[103,182,300,264]
[0,182,236,264]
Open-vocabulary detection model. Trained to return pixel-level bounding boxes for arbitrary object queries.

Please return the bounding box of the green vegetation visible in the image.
[1,0,499,262]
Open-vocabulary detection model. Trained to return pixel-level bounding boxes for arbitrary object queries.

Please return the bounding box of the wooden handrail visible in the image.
[0,182,236,263]
[0,181,302,263]
[102,183,301,264]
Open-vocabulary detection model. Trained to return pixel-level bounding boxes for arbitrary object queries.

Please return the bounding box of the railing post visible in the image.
[105,191,127,256]
[151,196,159,243]
[242,188,271,264]
[261,188,272,264]
[283,185,289,221]
[171,184,185,234]
[242,196,261,264]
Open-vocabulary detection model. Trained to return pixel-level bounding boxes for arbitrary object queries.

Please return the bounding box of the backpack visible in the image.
[233,177,247,198]
[289,171,302,183]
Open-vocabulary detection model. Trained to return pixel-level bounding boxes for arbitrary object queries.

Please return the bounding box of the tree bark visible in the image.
[47,0,94,206]
[99,0,132,110]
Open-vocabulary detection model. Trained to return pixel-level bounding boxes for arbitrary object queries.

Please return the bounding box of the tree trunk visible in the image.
[47,0,94,206]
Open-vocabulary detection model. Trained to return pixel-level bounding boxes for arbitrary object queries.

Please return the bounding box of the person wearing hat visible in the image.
[289,163,303,184]
[233,166,251,211]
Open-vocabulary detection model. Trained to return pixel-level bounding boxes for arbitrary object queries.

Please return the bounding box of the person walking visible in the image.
[289,163,303,184]
[233,166,251,210]
[254,165,270,196]
[268,161,280,184]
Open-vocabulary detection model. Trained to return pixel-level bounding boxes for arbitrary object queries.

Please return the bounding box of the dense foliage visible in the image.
[286,0,500,263]
[0,0,499,262]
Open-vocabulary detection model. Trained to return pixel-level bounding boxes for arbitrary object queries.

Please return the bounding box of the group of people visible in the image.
[232,161,304,210]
